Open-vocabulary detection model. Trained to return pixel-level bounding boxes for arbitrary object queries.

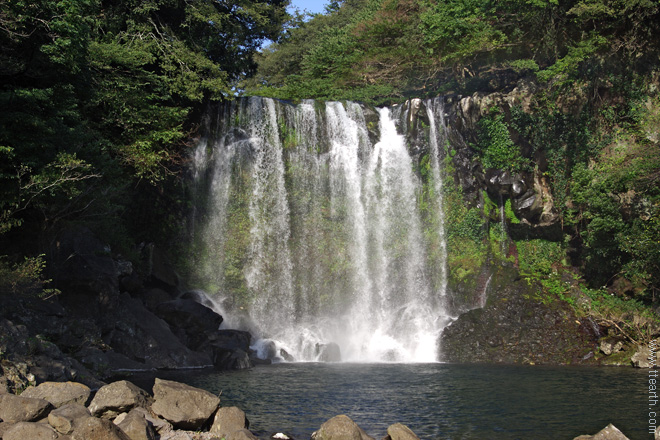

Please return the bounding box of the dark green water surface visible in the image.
[140,363,648,439]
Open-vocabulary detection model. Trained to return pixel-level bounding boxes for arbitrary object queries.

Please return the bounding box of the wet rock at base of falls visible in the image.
[311,415,375,440]
[280,349,295,362]
[153,299,224,350]
[316,343,341,362]
[207,329,254,370]
[151,378,220,430]
[212,347,253,370]
[573,423,630,440]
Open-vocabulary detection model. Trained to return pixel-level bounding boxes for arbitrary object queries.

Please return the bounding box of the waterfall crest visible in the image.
[192,97,452,362]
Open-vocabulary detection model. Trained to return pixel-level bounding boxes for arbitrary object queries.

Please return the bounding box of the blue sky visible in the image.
[288,0,329,15]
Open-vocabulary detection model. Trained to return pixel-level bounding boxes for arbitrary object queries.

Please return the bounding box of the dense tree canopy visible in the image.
[244,0,660,103]
[1,0,289,250]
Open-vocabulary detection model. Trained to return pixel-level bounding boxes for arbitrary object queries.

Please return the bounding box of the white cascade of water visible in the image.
[425,98,449,299]
[244,97,295,339]
[192,98,453,363]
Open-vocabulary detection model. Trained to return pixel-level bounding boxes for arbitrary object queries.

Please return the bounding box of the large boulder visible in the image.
[3,422,58,440]
[88,380,150,419]
[211,347,253,370]
[0,393,52,422]
[209,330,253,370]
[383,423,419,440]
[71,416,131,440]
[154,299,223,350]
[209,330,251,351]
[48,403,91,435]
[114,409,156,440]
[632,345,653,368]
[21,381,91,408]
[129,407,172,436]
[316,343,341,362]
[104,294,212,369]
[573,423,630,440]
[210,407,249,438]
[151,378,220,430]
[311,415,375,440]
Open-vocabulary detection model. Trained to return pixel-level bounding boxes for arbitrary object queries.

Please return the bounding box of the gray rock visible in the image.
[88,380,150,418]
[129,407,172,435]
[155,299,223,335]
[106,294,212,370]
[227,428,259,440]
[210,406,249,438]
[632,345,654,368]
[212,347,253,370]
[316,343,341,362]
[384,423,419,440]
[209,330,252,351]
[22,381,91,408]
[311,415,375,440]
[71,416,131,440]
[115,408,156,440]
[0,422,12,438]
[599,337,624,356]
[47,403,91,434]
[0,394,52,423]
[573,423,630,440]
[151,378,220,430]
[3,421,58,440]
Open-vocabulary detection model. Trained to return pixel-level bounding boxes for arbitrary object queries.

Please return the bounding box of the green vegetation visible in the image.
[475,108,530,172]
[0,0,290,284]
[244,0,659,104]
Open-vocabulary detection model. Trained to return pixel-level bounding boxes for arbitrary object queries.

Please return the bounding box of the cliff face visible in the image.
[395,80,658,364]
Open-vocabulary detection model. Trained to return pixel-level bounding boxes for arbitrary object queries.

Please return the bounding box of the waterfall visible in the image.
[192,97,452,362]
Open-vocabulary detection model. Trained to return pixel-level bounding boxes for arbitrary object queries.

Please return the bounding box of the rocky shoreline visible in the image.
[0,376,644,440]
[0,376,423,440]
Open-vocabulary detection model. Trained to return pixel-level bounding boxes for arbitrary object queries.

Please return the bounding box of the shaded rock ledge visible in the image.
[0,227,265,394]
